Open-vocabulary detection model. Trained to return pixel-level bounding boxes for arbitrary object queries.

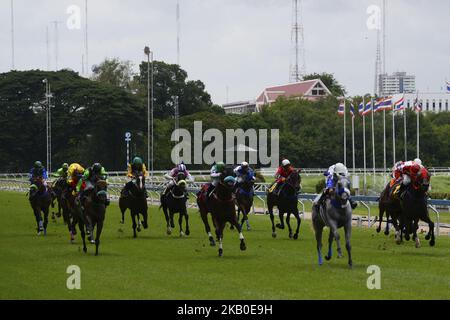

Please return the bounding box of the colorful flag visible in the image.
[414,98,423,113]
[373,98,384,113]
[446,81,450,93]
[358,102,364,115]
[379,96,393,111]
[350,104,355,119]
[393,96,405,112]
[337,102,345,116]
[362,101,372,116]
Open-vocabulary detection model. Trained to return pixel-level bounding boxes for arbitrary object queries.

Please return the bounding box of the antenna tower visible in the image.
[289,0,306,83]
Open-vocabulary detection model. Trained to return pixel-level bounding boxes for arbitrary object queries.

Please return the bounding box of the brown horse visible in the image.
[77,180,108,255]
[376,182,403,243]
[234,179,254,231]
[267,169,302,239]
[198,176,246,257]
[119,173,149,238]
[28,178,52,236]
[50,177,66,221]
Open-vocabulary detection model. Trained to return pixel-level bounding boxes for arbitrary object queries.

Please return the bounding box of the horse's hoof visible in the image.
[246,226,251,232]
[430,239,435,247]
[289,232,293,239]
[348,263,353,269]
[338,253,343,259]
[210,240,216,247]
[240,242,246,251]
[90,239,95,244]
[376,228,381,233]
[425,234,431,240]
[120,220,124,224]
[167,229,172,236]
[185,230,190,236]
[43,229,47,236]
[276,224,285,230]
[272,232,277,238]
[384,230,389,236]
[218,249,223,257]
[83,247,87,253]
[170,223,175,228]
[325,255,331,261]
[137,227,141,232]
[180,232,185,237]
[293,233,299,240]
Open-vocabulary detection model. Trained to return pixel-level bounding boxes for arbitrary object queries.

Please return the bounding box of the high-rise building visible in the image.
[379,72,416,96]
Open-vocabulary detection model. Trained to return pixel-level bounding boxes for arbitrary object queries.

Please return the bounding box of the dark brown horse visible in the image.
[198,176,246,257]
[267,169,302,239]
[400,170,435,248]
[50,177,66,221]
[28,177,52,236]
[376,182,403,243]
[160,176,189,237]
[77,180,108,255]
[234,179,254,231]
[119,173,149,238]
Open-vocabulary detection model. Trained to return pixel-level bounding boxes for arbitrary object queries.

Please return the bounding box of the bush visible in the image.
[255,171,266,183]
[428,193,449,200]
[315,179,326,193]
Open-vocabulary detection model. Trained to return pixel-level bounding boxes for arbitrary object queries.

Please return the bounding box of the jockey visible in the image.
[401,159,423,187]
[77,163,109,206]
[52,163,69,179]
[271,159,294,196]
[29,161,48,189]
[163,162,194,196]
[234,162,256,185]
[314,163,357,209]
[206,161,227,197]
[390,161,404,187]
[66,163,85,192]
[123,157,148,197]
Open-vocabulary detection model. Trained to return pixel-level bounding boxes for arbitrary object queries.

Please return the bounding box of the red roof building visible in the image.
[255,79,331,112]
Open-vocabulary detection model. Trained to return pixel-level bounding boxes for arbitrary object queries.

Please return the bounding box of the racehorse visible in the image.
[160,172,189,237]
[267,169,302,239]
[312,176,353,268]
[119,173,149,238]
[234,179,254,231]
[50,177,67,222]
[77,180,108,255]
[61,186,79,243]
[376,182,403,243]
[28,177,52,235]
[399,169,435,248]
[198,175,246,257]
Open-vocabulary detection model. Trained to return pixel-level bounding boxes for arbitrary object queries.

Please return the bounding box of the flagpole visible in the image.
[352,107,355,175]
[383,108,387,185]
[392,103,396,165]
[416,91,420,158]
[344,99,347,166]
[363,97,367,194]
[371,98,376,189]
[404,106,407,160]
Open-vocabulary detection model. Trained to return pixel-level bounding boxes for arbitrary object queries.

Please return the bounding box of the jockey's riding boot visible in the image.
[350,199,358,209]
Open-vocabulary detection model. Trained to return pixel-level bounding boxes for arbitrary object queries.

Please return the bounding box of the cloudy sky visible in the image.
[1,0,449,105]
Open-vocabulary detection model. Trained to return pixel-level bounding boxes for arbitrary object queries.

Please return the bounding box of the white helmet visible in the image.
[241,161,249,168]
[414,158,422,166]
[334,163,348,176]
[282,159,291,167]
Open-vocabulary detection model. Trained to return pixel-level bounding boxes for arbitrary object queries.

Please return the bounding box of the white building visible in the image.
[222,100,257,114]
[379,72,416,96]
[404,92,450,113]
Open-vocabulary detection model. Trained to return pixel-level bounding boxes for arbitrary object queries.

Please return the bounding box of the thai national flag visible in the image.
[337,102,345,116]
[394,96,405,112]
[379,96,393,111]
[350,104,355,119]
[414,98,423,113]
[358,102,364,115]
[362,101,372,116]
[373,98,384,113]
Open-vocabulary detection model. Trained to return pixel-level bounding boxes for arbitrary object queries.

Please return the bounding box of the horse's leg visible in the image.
[230,215,246,251]
[200,209,215,246]
[162,205,172,235]
[43,205,49,236]
[293,208,301,240]
[329,221,343,258]
[178,212,185,237]
[216,221,225,257]
[392,214,402,244]
[79,220,87,253]
[169,210,175,229]
[276,210,285,229]
[244,204,251,231]
[314,223,324,266]
[131,212,137,238]
[95,220,103,256]
[286,212,293,238]
[268,200,277,238]
[344,221,353,268]
[325,228,334,261]
[413,218,421,248]
[422,214,435,247]
[142,203,149,229]
[184,209,190,236]
[384,211,391,235]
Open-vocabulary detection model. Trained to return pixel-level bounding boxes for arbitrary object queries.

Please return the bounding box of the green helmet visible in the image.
[62,163,69,169]
[215,162,225,172]
[132,157,143,166]
[34,161,43,169]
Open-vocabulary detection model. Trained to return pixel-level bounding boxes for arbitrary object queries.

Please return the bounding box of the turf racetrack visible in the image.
[0,191,449,300]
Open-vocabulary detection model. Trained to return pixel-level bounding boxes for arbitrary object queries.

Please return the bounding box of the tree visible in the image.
[303,72,346,96]
[91,58,135,91]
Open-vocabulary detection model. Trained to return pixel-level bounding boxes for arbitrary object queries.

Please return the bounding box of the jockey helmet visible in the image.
[215,162,225,172]
[282,159,291,167]
[334,163,348,176]
[34,161,43,169]
[62,163,69,170]
[177,163,186,172]
[414,158,422,166]
[224,176,236,185]
[241,161,249,168]
[133,157,143,166]
[92,163,102,173]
